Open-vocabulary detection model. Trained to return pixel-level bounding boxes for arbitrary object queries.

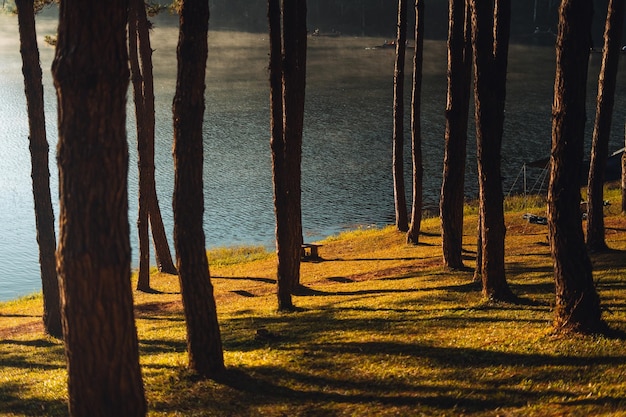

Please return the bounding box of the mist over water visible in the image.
[1,8,625,301]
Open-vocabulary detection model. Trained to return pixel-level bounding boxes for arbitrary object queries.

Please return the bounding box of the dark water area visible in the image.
[0,7,625,300]
[209,0,619,45]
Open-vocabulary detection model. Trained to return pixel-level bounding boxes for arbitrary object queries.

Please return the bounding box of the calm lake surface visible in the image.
[1,9,625,301]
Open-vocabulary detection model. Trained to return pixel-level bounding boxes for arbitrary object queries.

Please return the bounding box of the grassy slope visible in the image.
[1,193,626,416]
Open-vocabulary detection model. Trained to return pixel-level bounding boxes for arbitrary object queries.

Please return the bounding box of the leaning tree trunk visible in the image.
[440,0,472,269]
[172,0,224,377]
[130,0,178,284]
[52,0,147,414]
[269,0,307,311]
[406,0,425,245]
[15,0,62,338]
[586,0,625,251]
[128,0,151,292]
[549,0,603,334]
[392,0,409,233]
[136,0,178,276]
[470,0,514,301]
[149,197,178,274]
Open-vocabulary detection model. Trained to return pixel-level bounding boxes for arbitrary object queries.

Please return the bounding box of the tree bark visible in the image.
[393,0,409,233]
[406,0,425,245]
[268,0,307,311]
[149,201,178,274]
[440,0,471,269]
[549,0,603,334]
[586,0,625,251]
[623,121,626,214]
[52,0,146,414]
[173,0,225,377]
[473,208,482,282]
[130,0,178,285]
[15,0,62,338]
[128,0,151,292]
[268,0,291,310]
[136,2,178,276]
[470,0,514,301]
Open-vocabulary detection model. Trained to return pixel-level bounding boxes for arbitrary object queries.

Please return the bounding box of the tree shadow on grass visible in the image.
[430,280,481,293]
[0,382,67,417]
[139,298,626,415]
[0,313,40,318]
[292,284,422,298]
[154,338,626,417]
[139,338,187,356]
[173,365,538,415]
[321,256,428,262]
[136,287,179,295]
[506,261,554,275]
[0,339,64,371]
[591,248,626,268]
[213,276,276,284]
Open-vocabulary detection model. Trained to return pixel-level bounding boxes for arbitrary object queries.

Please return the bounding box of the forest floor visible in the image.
[2,190,626,416]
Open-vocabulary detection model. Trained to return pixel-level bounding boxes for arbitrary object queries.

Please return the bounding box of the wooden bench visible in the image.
[301,243,321,260]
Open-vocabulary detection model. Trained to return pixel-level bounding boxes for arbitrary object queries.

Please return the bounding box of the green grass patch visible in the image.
[207,245,272,266]
[504,193,548,213]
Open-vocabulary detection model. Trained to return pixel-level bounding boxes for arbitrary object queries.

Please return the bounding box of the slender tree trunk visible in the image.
[149,201,178,274]
[549,0,603,334]
[268,0,292,310]
[52,0,146,414]
[470,0,514,301]
[128,0,151,292]
[15,0,62,338]
[136,2,178,276]
[473,209,482,282]
[393,0,409,233]
[173,0,224,377]
[281,0,306,287]
[623,121,626,214]
[130,0,178,282]
[406,0,425,245]
[268,0,307,311]
[440,0,471,269]
[586,0,625,251]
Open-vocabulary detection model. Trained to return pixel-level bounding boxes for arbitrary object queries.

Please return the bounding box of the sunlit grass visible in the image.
[207,245,273,267]
[2,192,626,416]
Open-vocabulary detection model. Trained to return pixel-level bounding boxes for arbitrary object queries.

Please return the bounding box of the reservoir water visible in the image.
[1,9,625,301]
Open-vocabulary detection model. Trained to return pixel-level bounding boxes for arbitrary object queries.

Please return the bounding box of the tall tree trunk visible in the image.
[470,0,514,301]
[406,0,425,244]
[473,208,482,282]
[549,0,603,334]
[440,0,471,269]
[586,0,625,251]
[393,0,409,233]
[15,0,62,338]
[268,0,291,310]
[282,0,306,288]
[130,0,178,285]
[128,0,151,292]
[268,0,307,311]
[173,0,224,377]
[52,0,147,414]
[623,121,626,214]
[136,1,178,276]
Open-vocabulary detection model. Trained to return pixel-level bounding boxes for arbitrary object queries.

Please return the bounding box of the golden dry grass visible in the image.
[2,192,626,416]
